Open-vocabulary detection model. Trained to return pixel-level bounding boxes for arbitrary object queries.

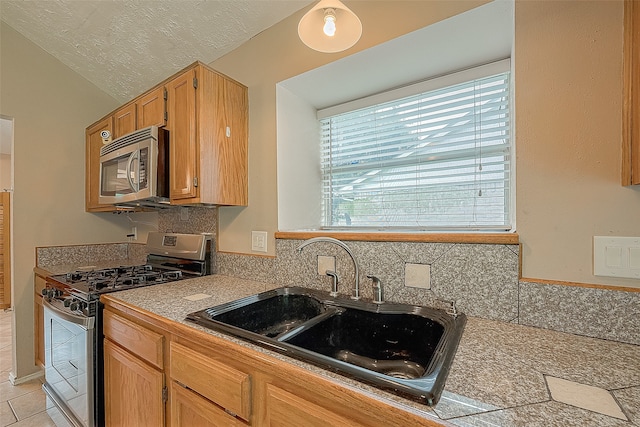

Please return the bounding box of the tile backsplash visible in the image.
[218,238,640,346]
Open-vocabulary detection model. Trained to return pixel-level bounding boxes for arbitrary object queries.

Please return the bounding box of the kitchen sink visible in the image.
[186,286,466,405]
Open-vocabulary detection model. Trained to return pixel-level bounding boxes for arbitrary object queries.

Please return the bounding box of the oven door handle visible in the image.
[43,298,95,330]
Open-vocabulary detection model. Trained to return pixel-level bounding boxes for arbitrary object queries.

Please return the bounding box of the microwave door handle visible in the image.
[126,151,140,193]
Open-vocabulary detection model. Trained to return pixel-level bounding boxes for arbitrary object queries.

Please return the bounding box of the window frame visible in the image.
[316,59,514,232]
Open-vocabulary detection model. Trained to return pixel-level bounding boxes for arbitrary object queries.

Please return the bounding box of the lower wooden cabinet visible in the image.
[101,302,444,427]
[103,339,165,427]
[34,274,46,367]
[169,341,251,421]
[263,383,365,427]
[170,382,244,427]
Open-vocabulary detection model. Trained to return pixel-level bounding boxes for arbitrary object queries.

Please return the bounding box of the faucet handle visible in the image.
[326,270,339,297]
[367,275,384,304]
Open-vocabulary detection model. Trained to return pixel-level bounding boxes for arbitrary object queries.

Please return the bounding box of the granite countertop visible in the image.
[37,267,626,427]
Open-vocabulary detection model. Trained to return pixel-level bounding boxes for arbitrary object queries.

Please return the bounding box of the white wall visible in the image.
[276,85,322,231]
[0,22,156,380]
[214,0,640,289]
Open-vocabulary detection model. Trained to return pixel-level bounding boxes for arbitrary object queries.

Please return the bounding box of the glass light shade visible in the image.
[298,0,362,53]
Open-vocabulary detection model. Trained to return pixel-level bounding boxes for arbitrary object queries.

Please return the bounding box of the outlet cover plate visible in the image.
[594,236,640,279]
[251,231,268,252]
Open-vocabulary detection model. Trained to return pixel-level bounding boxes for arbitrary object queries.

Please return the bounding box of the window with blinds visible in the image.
[319,68,512,230]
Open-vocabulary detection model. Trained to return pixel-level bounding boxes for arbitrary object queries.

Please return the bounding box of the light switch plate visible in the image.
[594,236,640,279]
[251,231,268,252]
[405,263,431,289]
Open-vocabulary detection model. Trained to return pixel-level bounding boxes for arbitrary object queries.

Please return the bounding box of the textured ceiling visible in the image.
[0,0,313,103]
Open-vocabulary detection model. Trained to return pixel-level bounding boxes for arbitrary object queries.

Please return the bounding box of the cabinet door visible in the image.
[623,0,640,185]
[263,383,365,427]
[170,382,242,427]
[166,68,198,201]
[85,117,115,212]
[113,104,136,139]
[34,275,45,367]
[104,339,164,427]
[137,86,166,129]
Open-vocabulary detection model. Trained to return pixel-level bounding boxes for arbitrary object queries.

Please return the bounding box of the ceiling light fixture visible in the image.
[298,0,362,53]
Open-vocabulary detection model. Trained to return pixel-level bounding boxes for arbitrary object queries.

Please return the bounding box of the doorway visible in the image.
[0,192,9,309]
[0,116,13,309]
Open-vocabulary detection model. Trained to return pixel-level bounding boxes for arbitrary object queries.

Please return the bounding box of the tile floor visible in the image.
[0,309,72,427]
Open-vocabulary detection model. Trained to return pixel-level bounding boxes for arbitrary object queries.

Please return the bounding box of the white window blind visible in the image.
[320,69,511,230]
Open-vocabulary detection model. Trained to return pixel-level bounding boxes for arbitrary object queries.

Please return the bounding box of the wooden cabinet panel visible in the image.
[103,310,164,369]
[170,382,244,427]
[85,116,115,212]
[198,71,248,206]
[169,341,251,421]
[86,61,247,209]
[34,275,45,367]
[113,103,136,139]
[138,86,166,129]
[104,339,164,427]
[623,0,640,185]
[166,68,198,201]
[263,383,365,427]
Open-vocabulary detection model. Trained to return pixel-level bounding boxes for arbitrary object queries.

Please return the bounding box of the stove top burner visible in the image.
[52,264,188,299]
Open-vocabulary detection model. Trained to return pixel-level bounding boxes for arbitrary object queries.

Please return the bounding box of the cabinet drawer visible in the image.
[170,341,251,421]
[171,381,245,427]
[103,310,164,369]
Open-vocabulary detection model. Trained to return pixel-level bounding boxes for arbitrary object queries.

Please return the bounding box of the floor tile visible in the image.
[0,379,42,403]
[0,400,16,427]
[8,388,52,420]
[11,410,60,427]
[546,375,627,420]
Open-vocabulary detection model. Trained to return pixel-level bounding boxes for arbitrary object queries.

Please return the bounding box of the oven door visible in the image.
[43,299,95,427]
[98,137,157,205]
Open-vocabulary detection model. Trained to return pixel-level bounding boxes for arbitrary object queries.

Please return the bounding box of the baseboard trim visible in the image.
[8,368,44,385]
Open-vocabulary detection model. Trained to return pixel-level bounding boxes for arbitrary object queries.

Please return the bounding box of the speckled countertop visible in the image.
[80,273,637,427]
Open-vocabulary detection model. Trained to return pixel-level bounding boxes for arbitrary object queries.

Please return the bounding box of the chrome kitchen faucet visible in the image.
[296,237,360,300]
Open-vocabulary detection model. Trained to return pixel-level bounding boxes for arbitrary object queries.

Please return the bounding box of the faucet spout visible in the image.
[296,237,360,300]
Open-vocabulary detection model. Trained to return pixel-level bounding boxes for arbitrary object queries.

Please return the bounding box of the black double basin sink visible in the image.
[186,286,466,405]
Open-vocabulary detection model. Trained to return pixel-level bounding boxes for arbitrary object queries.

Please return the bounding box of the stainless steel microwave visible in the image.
[99,126,169,207]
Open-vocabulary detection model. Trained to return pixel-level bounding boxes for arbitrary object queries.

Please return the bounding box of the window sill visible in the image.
[275,231,519,245]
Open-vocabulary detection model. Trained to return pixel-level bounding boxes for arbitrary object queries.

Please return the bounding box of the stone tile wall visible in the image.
[36,242,146,267]
[216,238,640,345]
[519,281,640,346]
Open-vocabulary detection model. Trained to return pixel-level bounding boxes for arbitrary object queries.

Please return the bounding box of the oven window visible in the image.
[50,316,82,392]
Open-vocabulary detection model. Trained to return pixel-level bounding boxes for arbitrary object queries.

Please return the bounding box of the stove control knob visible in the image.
[69,301,80,311]
[42,289,56,299]
[63,298,72,307]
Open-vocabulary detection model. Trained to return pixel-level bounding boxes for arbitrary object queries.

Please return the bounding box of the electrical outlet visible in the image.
[405,263,431,289]
[251,231,268,252]
[594,236,640,279]
[317,256,336,275]
[180,207,189,221]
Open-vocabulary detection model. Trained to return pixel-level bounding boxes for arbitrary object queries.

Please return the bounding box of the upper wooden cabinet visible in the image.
[85,116,115,212]
[85,61,247,211]
[113,103,136,139]
[623,0,640,185]
[165,64,248,206]
[137,86,166,129]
